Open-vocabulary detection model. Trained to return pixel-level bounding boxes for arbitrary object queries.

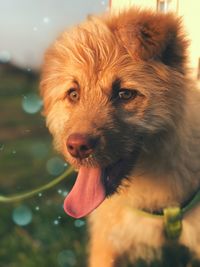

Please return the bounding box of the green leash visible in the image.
[1,165,200,239]
[133,190,200,239]
[0,166,74,203]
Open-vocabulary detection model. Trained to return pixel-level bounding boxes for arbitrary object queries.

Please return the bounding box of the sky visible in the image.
[0,0,108,69]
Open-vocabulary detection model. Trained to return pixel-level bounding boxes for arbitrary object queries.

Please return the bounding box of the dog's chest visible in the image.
[108,208,165,261]
[90,195,200,263]
[106,204,200,262]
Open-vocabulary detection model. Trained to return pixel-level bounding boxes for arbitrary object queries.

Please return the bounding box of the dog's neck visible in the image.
[123,86,200,212]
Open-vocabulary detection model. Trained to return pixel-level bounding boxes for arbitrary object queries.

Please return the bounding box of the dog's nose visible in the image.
[66,133,98,159]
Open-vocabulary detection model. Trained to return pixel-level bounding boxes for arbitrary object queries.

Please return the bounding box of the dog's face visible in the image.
[40,8,188,218]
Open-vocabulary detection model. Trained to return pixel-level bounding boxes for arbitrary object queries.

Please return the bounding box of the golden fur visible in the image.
[40,7,200,266]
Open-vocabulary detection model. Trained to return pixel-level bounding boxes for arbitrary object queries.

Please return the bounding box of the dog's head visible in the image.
[40,8,188,218]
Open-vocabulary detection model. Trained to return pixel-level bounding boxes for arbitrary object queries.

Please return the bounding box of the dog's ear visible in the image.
[108,8,188,72]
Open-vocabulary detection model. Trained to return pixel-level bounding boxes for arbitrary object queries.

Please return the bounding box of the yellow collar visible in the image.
[133,190,200,239]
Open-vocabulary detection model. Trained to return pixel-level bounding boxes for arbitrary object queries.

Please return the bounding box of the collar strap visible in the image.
[163,207,182,239]
[133,189,200,239]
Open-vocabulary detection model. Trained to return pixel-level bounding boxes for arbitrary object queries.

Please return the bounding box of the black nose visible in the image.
[66,133,98,159]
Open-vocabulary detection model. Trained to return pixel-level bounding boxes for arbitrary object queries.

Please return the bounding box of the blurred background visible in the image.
[1,1,200,267]
[0,1,108,267]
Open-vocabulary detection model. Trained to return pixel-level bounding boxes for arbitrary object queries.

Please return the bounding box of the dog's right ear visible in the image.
[108,8,188,73]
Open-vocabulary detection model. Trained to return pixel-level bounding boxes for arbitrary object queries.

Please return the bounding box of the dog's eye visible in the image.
[118,89,137,100]
[67,88,80,102]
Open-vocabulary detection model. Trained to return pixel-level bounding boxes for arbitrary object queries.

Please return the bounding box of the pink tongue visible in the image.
[64,166,106,218]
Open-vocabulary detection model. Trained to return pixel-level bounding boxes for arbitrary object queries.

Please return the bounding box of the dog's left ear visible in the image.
[109,8,188,72]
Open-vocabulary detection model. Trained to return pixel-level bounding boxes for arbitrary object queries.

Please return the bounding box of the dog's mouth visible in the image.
[64,147,141,219]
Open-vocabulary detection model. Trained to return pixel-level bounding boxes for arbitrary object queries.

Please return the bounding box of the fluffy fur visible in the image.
[40,7,200,266]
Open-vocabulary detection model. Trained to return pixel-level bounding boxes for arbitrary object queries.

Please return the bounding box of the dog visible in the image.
[40,7,200,266]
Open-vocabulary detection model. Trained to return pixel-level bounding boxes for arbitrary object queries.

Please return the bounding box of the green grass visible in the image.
[0,63,87,267]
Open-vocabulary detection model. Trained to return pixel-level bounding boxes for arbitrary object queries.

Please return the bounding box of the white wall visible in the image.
[111,0,156,12]
[178,0,200,72]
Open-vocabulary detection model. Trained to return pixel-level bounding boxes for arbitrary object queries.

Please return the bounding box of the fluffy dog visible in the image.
[40,7,200,266]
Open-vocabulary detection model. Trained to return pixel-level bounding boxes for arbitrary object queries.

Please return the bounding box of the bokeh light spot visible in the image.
[57,250,76,267]
[46,157,66,176]
[12,205,32,226]
[43,17,50,24]
[0,50,11,63]
[74,219,85,228]
[57,189,62,194]
[62,190,69,197]
[22,93,43,114]
[54,219,59,225]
